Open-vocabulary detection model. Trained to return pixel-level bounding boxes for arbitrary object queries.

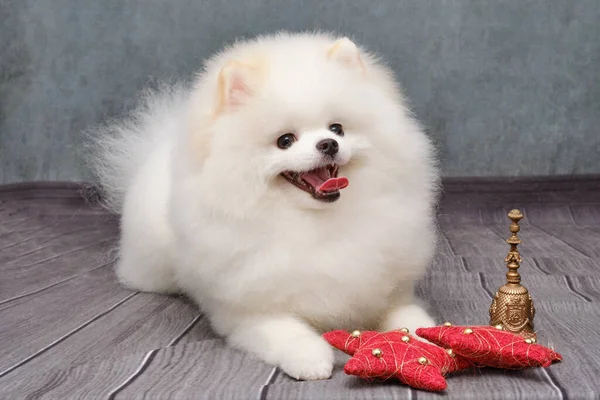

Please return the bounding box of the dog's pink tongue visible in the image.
[317,177,349,193]
[302,169,349,194]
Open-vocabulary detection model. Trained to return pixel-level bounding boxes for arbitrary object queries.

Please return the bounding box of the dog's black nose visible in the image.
[316,139,339,157]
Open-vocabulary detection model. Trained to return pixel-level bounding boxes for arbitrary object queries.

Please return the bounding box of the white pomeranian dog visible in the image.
[86,32,439,380]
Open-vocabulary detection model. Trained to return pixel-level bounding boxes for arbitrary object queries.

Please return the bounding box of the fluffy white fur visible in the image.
[86,32,440,380]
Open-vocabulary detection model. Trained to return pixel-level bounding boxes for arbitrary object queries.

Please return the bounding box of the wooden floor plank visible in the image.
[1,225,117,268]
[267,370,412,400]
[434,231,456,258]
[570,205,600,225]
[171,313,218,346]
[0,225,115,264]
[0,240,118,301]
[437,205,485,226]
[523,205,577,225]
[429,256,469,274]
[0,295,214,397]
[533,302,600,399]
[116,340,276,399]
[0,267,133,373]
[0,292,205,388]
[1,351,148,399]
[0,215,43,235]
[567,276,600,301]
[443,225,512,257]
[415,271,492,304]
[484,222,589,259]
[480,272,591,304]
[528,226,600,258]
[461,256,549,275]
[0,221,70,251]
[533,257,600,277]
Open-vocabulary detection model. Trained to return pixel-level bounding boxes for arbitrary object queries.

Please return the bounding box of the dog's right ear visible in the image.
[215,60,256,114]
[327,37,365,72]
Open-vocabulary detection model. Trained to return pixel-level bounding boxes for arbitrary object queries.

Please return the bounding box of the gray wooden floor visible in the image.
[1,178,599,399]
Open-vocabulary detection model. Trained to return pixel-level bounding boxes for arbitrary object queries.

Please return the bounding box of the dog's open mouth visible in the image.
[281,164,349,202]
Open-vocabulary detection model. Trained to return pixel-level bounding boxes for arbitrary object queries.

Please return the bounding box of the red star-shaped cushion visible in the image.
[415,325,562,369]
[323,330,471,391]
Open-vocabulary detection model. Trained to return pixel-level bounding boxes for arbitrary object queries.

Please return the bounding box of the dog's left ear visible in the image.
[327,37,365,71]
[216,60,256,114]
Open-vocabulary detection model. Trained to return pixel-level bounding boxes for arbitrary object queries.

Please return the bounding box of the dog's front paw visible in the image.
[279,336,334,381]
[380,303,436,334]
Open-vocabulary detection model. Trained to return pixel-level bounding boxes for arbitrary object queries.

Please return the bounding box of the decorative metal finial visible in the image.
[489,209,536,339]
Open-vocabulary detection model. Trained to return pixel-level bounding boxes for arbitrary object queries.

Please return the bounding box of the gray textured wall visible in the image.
[1,0,599,183]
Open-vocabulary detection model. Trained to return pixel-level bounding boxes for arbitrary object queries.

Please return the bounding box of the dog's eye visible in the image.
[328,123,344,136]
[277,133,296,149]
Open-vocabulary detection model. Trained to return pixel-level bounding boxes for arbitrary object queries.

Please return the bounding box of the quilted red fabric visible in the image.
[323,330,471,391]
[415,325,562,369]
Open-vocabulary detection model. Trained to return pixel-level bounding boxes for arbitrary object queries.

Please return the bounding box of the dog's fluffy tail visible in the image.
[82,82,190,214]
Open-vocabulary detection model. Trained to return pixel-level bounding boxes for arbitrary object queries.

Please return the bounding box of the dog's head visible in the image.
[185,33,436,215]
